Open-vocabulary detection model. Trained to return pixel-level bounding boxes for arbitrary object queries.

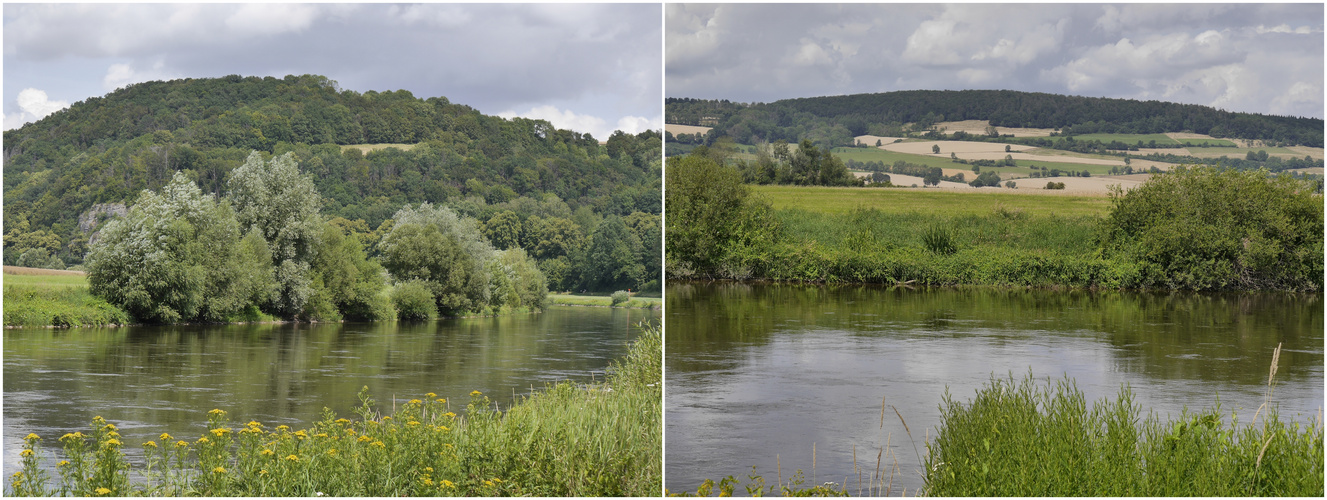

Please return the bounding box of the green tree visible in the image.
[932,144,941,154]
[378,202,493,315]
[577,215,644,291]
[1100,166,1322,291]
[665,154,781,278]
[86,172,273,323]
[486,248,548,311]
[482,211,522,250]
[307,221,391,321]
[227,151,324,317]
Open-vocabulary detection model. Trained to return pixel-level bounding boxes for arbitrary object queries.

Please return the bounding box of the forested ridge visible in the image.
[4,74,662,296]
[666,90,1324,148]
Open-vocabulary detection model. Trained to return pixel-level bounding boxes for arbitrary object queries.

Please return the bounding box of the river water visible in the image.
[4,306,658,478]
[664,283,1323,496]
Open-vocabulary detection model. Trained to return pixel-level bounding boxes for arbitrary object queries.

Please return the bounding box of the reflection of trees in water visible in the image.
[666,283,1322,386]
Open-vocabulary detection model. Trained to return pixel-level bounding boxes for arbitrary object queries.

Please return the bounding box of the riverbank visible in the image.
[8,324,662,496]
[548,293,662,309]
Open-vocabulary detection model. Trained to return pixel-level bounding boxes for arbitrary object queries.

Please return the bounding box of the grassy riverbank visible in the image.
[3,268,130,328]
[548,293,662,309]
[9,325,662,496]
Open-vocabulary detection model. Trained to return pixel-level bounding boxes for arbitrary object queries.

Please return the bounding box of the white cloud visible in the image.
[903,19,961,65]
[499,105,659,139]
[3,88,70,130]
[614,115,662,135]
[102,61,178,91]
[224,4,319,37]
[1256,24,1313,35]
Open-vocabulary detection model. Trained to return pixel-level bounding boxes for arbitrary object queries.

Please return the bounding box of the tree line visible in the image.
[666,90,1324,148]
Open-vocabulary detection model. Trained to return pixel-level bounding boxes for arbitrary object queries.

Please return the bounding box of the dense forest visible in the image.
[666,90,1324,148]
[4,74,661,296]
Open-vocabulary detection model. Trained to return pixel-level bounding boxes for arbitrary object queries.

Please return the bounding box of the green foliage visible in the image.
[921,224,958,255]
[7,325,662,497]
[391,279,437,321]
[228,151,324,317]
[308,222,391,321]
[85,173,272,323]
[925,373,1324,496]
[379,203,493,315]
[14,248,65,270]
[1099,166,1323,291]
[611,290,630,306]
[578,215,645,291]
[665,154,782,279]
[487,248,548,311]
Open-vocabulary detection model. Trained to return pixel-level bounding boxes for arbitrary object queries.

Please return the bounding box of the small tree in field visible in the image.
[932,144,941,154]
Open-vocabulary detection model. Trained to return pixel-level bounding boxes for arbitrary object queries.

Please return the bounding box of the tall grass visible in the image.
[8,324,662,496]
[925,350,1323,496]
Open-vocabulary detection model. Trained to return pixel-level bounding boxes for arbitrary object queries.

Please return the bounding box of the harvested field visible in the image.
[1288,146,1325,160]
[4,266,85,276]
[851,171,972,188]
[1287,167,1325,175]
[853,134,905,146]
[1135,147,1192,156]
[934,120,1057,137]
[881,140,1036,155]
[665,124,712,136]
[340,143,417,154]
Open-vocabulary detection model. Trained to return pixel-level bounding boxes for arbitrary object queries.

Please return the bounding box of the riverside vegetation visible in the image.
[666,152,1322,292]
[669,346,1322,497]
[7,324,662,497]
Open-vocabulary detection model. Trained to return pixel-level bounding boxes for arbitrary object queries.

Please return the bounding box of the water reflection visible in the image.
[665,283,1322,495]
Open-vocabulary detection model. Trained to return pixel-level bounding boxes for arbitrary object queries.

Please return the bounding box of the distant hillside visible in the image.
[3,75,661,291]
[666,90,1323,148]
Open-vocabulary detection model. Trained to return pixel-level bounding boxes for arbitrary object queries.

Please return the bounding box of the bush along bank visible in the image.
[7,324,662,497]
[666,155,1323,292]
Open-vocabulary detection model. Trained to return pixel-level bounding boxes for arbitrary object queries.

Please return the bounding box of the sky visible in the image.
[3,3,663,139]
[667,3,1324,119]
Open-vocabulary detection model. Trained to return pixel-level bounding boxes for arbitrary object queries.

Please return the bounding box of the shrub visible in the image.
[1099,166,1323,291]
[391,280,436,321]
[611,290,630,306]
[921,224,957,255]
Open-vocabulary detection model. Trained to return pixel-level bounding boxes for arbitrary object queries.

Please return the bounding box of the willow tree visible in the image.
[227,151,324,317]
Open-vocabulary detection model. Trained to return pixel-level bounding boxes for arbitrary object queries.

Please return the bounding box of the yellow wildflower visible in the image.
[196,437,210,445]
[103,439,122,447]
[436,426,450,432]
[106,431,121,438]
[442,480,455,488]
[408,399,422,405]
[371,441,386,448]
[159,433,172,441]
[493,478,502,483]
[20,450,33,458]
[335,418,350,425]
[208,409,226,416]
[443,412,457,418]
[247,421,262,428]
[143,441,158,448]
[60,432,84,442]
[258,469,268,476]
[23,433,40,442]
[484,480,494,487]
[285,454,300,462]
[422,478,434,486]
[345,429,357,436]
[276,425,290,432]
[175,440,188,448]
[57,461,69,467]
[293,430,308,439]
[10,472,20,478]
[260,449,275,456]
[357,435,372,443]
[381,416,392,421]
[436,398,446,404]
[327,449,338,455]
[95,487,111,495]
[101,423,117,432]
[425,392,437,399]
[470,390,482,397]
[315,433,329,439]
[408,421,421,426]
[212,467,226,474]
[425,467,434,473]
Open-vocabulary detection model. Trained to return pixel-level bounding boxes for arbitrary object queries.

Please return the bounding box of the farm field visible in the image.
[1184,146,1304,159]
[934,120,1056,137]
[1072,133,1182,145]
[339,143,418,154]
[832,146,1130,175]
[665,123,712,136]
[751,184,1114,217]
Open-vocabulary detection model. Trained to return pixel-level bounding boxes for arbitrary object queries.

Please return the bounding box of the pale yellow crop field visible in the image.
[665,124,713,136]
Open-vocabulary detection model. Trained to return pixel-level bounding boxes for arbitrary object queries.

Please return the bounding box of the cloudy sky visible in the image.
[667,3,1323,119]
[4,3,662,138]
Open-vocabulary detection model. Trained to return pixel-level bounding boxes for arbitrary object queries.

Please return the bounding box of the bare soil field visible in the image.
[934,120,1057,137]
[665,124,713,136]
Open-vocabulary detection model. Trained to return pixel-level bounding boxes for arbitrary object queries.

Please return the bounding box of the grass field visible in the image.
[3,269,89,287]
[4,269,129,327]
[752,185,1114,217]
[1071,133,1181,145]
[1185,146,1303,158]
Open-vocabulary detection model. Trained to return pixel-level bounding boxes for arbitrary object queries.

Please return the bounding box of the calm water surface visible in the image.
[665,283,1323,496]
[4,307,657,477]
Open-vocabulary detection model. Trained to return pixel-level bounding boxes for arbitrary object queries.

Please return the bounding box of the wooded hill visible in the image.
[666,90,1324,148]
[4,74,661,292]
